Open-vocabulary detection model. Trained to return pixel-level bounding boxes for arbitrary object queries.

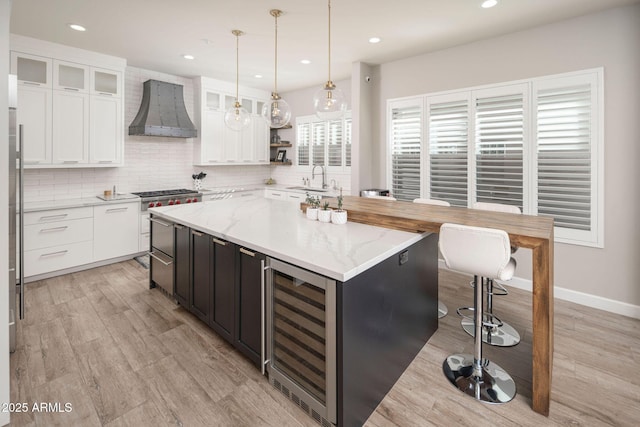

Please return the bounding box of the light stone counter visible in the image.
[22,194,140,213]
[150,196,427,282]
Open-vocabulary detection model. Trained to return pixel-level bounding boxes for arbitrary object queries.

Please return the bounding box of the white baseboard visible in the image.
[438,260,640,320]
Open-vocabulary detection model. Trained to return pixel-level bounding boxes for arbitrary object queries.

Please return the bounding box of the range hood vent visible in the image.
[129,79,197,138]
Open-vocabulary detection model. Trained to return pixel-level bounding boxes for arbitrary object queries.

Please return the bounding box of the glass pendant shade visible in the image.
[224,102,251,131]
[224,29,250,131]
[313,82,347,120]
[262,93,291,128]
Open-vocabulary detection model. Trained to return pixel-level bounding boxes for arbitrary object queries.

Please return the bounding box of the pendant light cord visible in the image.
[327,0,332,83]
[274,12,279,94]
[235,31,239,103]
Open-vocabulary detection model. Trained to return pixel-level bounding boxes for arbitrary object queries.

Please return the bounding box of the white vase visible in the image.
[318,209,332,223]
[306,207,319,220]
[331,210,347,225]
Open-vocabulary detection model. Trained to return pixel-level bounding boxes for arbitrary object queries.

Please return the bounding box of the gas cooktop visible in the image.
[132,188,198,198]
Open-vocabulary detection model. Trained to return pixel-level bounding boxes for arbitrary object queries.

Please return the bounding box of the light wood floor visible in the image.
[8,260,640,426]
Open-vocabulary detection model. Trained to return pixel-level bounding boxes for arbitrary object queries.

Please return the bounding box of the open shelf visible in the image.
[270,143,292,148]
[270,124,292,130]
[270,160,292,166]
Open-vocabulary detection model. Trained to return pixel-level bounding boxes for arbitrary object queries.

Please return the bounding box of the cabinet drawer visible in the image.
[265,189,286,199]
[286,192,304,201]
[24,217,93,250]
[24,206,93,225]
[24,241,93,277]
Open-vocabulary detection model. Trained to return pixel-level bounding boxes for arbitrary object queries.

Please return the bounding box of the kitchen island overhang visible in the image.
[149,196,439,427]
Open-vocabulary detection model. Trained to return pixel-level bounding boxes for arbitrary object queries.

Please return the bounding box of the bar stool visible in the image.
[439,223,517,403]
[460,202,521,347]
[413,198,451,318]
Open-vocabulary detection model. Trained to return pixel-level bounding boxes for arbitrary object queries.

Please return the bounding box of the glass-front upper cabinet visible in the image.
[53,60,89,93]
[205,91,221,111]
[11,52,52,87]
[91,67,122,97]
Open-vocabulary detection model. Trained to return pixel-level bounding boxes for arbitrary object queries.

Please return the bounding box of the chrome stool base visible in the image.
[443,354,517,404]
[438,301,448,319]
[461,318,521,347]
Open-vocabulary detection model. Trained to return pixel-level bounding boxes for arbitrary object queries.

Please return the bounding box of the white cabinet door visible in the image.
[93,202,139,261]
[253,116,269,163]
[265,189,287,200]
[91,67,122,98]
[17,85,52,165]
[11,51,52,88]
[202,108,224,163]
[53,60,89,92]
[286,192,304,202]
[90,95,122,165]
[52,90,89,164]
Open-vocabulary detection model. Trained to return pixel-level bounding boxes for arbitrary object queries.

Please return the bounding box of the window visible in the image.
[296,113,351,168]
[387,69,603,247]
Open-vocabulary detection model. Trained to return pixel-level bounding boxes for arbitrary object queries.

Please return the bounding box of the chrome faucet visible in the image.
[312,164,327,189]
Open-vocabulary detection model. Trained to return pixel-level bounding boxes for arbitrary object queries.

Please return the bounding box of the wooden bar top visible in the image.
[313,196,554,248]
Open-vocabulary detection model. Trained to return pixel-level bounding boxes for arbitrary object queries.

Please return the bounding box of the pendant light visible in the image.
[224,30,251,131]
[261,9,291,129]
[313,0,346,119]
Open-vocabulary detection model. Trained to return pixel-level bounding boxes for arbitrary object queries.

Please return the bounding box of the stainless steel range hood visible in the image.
[129,79,197,138]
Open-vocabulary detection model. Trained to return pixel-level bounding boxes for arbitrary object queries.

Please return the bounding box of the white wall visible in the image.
[1,1,13,424]
[22,66,271,202]
[375,4,640,311]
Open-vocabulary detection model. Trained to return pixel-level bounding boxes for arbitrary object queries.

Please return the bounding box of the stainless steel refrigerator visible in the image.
[8,74,24,353]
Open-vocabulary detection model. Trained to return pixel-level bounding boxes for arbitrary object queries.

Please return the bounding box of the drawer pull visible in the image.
[39,213,68,221]
[174,224,185,230]
[191,230,204,237]
[97,92,114,97]
[213,238,227,246]
[40,226,68,233]
[63,160,79,164]
[240,247,255,257]
[149,218,171,227]
[98,160,113,164]
[148,251,173,266]
[41,250,68,258]
[63,87,80,92]
[106,207,128,213]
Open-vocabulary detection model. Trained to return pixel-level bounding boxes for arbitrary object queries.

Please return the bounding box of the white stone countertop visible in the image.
[22,194,140,213]
[150,196,428,282]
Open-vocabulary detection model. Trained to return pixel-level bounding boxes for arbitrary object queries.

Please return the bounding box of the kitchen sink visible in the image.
[286,186,329,193]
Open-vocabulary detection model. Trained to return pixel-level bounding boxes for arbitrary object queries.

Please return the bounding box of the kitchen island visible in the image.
[150,196,439,427]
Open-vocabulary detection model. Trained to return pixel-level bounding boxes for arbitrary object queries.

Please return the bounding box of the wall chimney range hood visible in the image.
[129,79,197,138]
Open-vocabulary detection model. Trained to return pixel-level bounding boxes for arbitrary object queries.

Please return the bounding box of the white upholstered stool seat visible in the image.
[414,198,451,318]
[364,195,397,200]
[439,223,517,404]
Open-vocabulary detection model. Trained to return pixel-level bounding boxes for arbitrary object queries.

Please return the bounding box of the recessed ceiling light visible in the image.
[368,37,381,44]
[481,0,498,8]
[68,23,86,32]
[183,54,195,60]
[300,59,311,65]
[254,74,263,79]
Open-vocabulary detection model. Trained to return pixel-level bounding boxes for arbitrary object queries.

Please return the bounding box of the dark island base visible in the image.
[337,233,439,427]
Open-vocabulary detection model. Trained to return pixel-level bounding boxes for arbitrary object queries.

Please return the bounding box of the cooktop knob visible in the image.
[186,198,191,203]
[148,202,155,208]
[168,200,174,206]
[156,201,162,207]
[175,200,181,205]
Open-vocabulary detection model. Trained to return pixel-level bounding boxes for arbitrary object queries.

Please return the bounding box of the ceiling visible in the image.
[9,0,640,93]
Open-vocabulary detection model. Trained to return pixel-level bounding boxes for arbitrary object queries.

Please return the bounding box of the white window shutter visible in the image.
[312,122,326,166]
[296,121,310,166]
[427,96,469,206]
[345,117,352,167]
[389,100,422,201]
[474,85,527,211]
[533,72,601,246]
[328,119,342,167]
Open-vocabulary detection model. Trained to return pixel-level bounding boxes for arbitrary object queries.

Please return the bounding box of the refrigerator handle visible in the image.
[18,124,25,320]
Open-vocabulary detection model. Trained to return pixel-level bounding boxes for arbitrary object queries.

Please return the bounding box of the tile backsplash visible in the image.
[23,66,271,202]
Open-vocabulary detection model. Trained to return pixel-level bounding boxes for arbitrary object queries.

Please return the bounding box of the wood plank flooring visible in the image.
[8,260,640,426]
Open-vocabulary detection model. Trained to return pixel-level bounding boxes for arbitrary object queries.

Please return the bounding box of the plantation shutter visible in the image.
[389,101,422,201]
[328,119,342,166]
[312,122,326,166]
[297,121,310,166]
[427,97,469,206]
[474,87,526,211]
[344,117,352,167]
[535,77,595,234]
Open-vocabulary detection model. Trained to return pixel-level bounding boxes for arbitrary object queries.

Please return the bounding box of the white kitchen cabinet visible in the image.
[10,39,125,168]
[90,95,122,164]
[16,85,52,165]
[264,189,287,200]
[23,206,94,278]
[93,202,139,261]
[193,76,270,166]
[286,192,305,202]
[52,89,89,164]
